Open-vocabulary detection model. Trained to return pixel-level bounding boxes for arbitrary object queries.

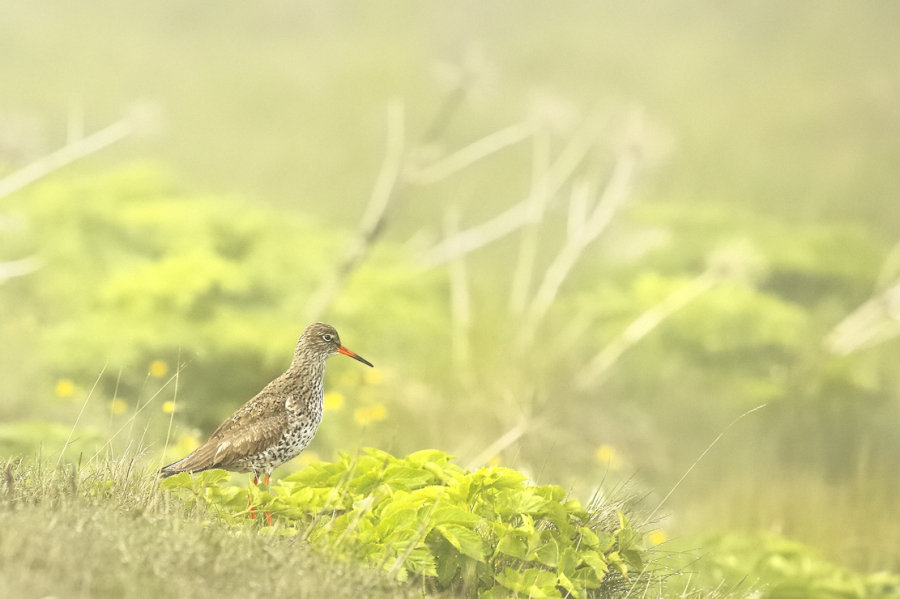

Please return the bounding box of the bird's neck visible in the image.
[285,350,327,408]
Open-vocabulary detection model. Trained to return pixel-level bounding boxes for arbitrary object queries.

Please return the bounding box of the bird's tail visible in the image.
[159,459,185,478]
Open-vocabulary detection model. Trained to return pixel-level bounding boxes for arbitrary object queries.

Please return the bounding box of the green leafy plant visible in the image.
[660,533,900,599]
[162,448,648,598]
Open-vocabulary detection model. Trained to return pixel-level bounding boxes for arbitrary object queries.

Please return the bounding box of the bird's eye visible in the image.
[322,334,333,342]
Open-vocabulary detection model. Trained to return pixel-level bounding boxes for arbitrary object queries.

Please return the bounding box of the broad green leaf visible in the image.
[595,529,616,552]
[496,568,561,599]
[429,504,482,526]
[557,547,581,578]
[581,551,609,581]
[497,532,527,560]
[578,526,600,548]
[530,538,561,568]
[159,472,193,490]
[435,549,460,587]
[436,524,486,562]
[381,466,433,491]
[496,489,551,517]
[557,571,583,599]
[607,551,629,578]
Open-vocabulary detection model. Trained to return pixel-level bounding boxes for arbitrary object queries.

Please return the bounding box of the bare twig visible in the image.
[419,122,596,267]
[574,269,720,390]
[0,114,136,200]
[444,206,471,370]
[0,257,40,283]
[305,101,406,321]
[875,240,900,292]
[408,120,536,185]
[826,239,900,355]
[516,143,642,348]
[826,283,900,355]
[509,131,551,316]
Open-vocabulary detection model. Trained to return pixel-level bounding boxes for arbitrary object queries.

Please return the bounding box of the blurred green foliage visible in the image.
[662,533,900,599]
[4,165,448,435]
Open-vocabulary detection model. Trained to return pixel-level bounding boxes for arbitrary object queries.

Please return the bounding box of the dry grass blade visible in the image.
[464,420,531,471]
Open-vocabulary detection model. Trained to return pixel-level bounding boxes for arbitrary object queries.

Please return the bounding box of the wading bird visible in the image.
[160,322,373,523]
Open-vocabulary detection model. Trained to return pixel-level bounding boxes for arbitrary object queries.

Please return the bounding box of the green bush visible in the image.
[162,448,648,598]
[6,165,448,432]
[661,532,900,599]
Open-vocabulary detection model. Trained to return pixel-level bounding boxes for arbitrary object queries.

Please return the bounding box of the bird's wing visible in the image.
[161,390,287,476]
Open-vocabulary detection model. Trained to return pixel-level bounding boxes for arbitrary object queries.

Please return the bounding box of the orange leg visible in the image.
[263,474,273,525]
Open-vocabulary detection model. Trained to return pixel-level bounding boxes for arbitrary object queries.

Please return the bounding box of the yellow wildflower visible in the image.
[149,360,168,378]
[595,444,621,469]
[55,379,75,398]
[162,401,176,414]
[648,530,668,545]
[178,434,200,455]
[354,403,388,425]
[363,369,384,385]
[110,398,128,414]
[323,391,344,411]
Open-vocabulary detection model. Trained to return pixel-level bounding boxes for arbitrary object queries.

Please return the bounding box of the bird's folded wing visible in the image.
[172,412,287,473]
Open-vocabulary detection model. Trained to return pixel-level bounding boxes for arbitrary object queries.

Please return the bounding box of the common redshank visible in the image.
[160,322,372,522]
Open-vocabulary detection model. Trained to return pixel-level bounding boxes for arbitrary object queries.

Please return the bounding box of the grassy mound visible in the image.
[0,457,415,599]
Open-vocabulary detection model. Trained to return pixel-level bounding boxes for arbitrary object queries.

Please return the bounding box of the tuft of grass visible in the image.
[0,456,419,599]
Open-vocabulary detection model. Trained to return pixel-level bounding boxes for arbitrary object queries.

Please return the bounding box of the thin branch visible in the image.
[508,131,551,316]
[0,257,41,283]
[825,283,900,355]
[0,115,135,200]
[517,144,642,348]
[444,206,471,370]
[419,122,596,267]
[875,240,900,292]
[408,120,536,185]
[305,101,406,321]
[574,269,720,390]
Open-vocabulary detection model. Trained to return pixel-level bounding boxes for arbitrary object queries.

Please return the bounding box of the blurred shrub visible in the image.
[6,165,448,431]
[662,532,900,599]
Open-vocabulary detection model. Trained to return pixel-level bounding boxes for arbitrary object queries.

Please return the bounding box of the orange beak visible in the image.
[337,345,373,367]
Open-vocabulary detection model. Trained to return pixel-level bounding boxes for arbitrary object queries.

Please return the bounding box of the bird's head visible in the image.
[301,322,373,367]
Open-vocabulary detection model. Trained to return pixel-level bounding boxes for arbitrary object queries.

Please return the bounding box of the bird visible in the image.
[160,322,373,522]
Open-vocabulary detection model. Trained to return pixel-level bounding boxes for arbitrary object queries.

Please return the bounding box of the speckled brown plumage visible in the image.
[160,323,372,480]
